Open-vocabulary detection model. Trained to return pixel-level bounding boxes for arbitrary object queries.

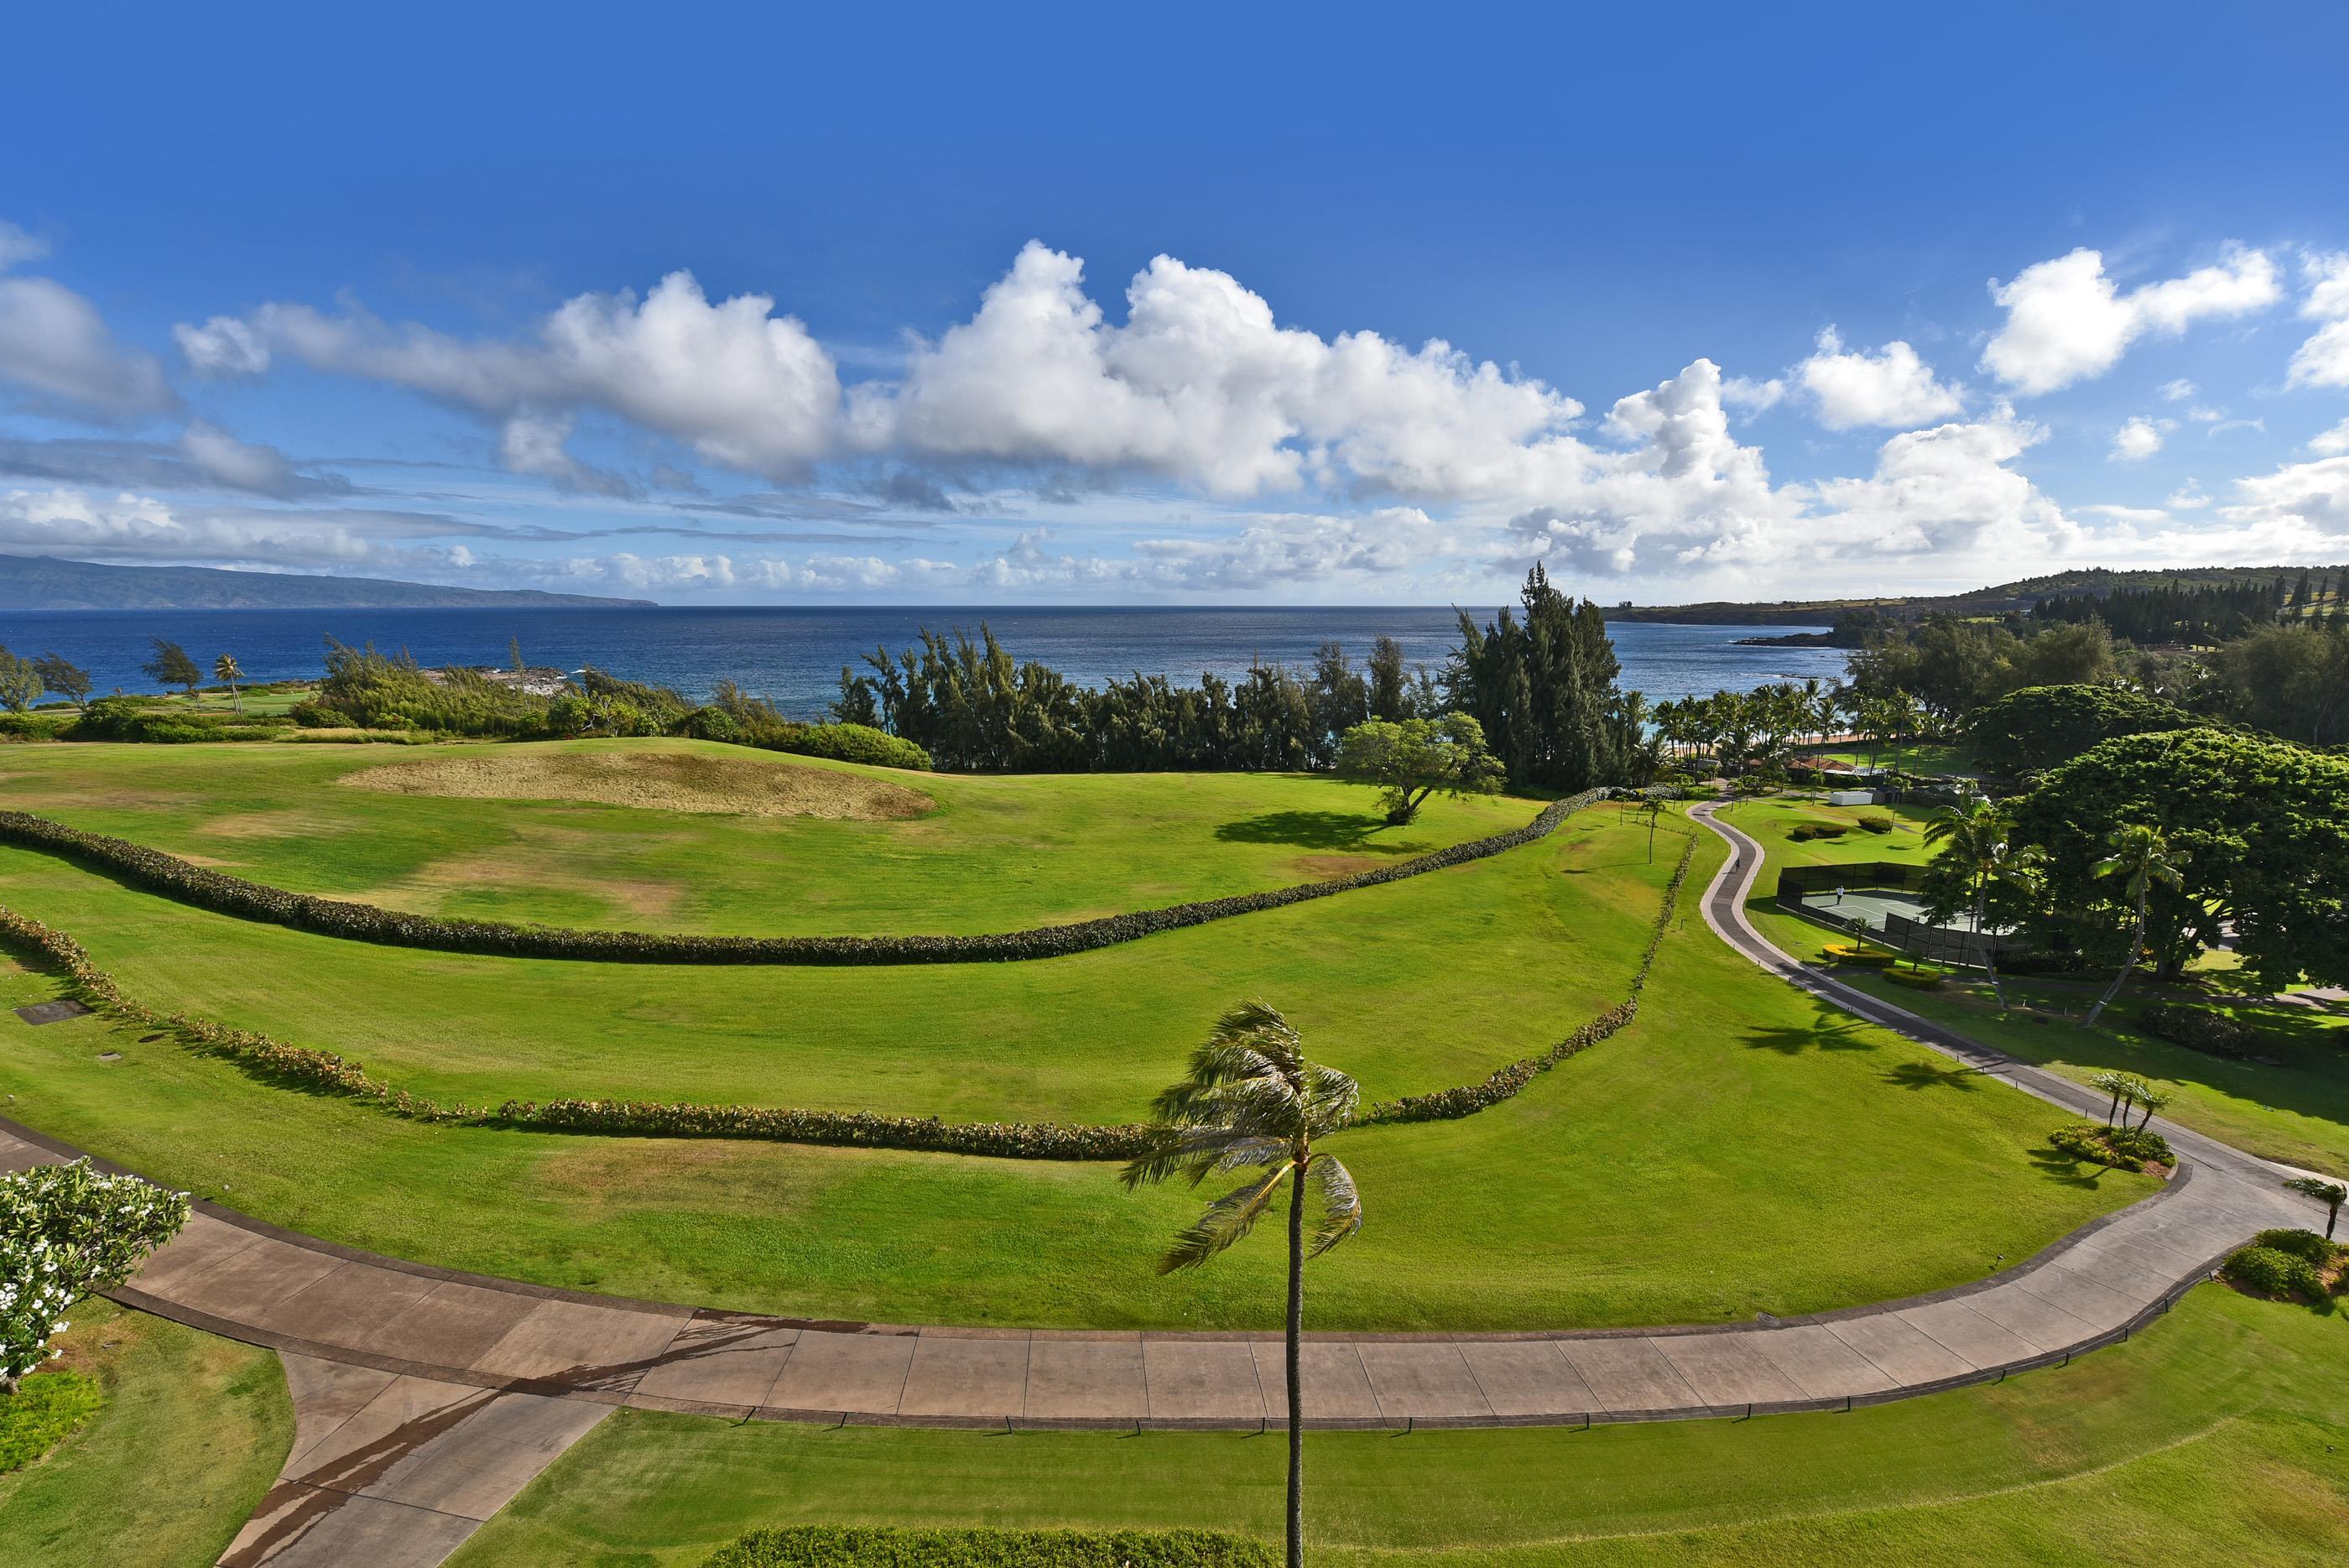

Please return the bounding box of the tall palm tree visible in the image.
[2085,825,2188,1026]
[1922,800,2044,1011]
[2130,1084,2173,1132]
[212,652,243,712]
[1122,1003,1363,1568]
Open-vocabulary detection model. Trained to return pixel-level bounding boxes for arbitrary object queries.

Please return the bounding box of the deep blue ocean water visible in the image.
[0,605,1846,717]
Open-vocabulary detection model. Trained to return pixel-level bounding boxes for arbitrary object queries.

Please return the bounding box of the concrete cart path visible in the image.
[0,805,2325,1565]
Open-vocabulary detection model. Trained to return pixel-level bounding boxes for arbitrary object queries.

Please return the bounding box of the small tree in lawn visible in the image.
[0,646,42,713]
[2285,1177,2346,1241]
[1335,712,1505,826]
[213,653,244,711]
[1122,1003,1362,1568]
[3,1159,190,1394]
[2085,825,2188,1027]
[32,653,92,709]
[141,638,203,703]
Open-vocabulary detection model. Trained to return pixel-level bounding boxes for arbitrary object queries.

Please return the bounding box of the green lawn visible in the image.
[449,1286,2349,1566]
[0,810,2148,1331]
[1727,797,2349,1177]
[0,738,1533,937]
[0,1300,289,1568]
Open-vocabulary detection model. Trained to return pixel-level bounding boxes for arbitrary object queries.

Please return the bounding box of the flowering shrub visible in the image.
[0,790,1605,967]
[3,1160,189,1393]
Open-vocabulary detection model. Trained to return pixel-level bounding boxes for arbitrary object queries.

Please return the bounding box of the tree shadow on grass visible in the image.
[1213,810,1405,853]
[1743,1018,1879,1055]
[2028,1148,2117,1190]
[1880,1060,1985,1092]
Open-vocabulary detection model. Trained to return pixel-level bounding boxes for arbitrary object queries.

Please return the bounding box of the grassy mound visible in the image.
[339,746,935,820]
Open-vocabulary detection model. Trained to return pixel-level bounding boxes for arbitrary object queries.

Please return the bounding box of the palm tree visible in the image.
[2131,1085,2173,1132]
[1122,1003,1363,1568]
[1922,800,2044,1011]
[2084,826,2188,1027]
[213,652,243,712]
[2285,1176,2348,1240]
[2089,1069,2133,1128]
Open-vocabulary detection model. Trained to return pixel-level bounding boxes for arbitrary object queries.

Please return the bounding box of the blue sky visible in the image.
[3,2,2346,604]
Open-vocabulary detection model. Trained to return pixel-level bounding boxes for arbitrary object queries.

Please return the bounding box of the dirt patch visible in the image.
[337,747,934,820]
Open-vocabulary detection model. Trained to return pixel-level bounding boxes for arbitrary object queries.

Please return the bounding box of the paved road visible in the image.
[0,803,2325,1565]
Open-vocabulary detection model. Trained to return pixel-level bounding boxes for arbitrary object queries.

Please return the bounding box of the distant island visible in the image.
[0,554,655,611]
[1601,563,2347,634]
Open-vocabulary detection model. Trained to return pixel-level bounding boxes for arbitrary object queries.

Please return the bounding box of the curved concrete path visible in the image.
[0,804,2326,1565]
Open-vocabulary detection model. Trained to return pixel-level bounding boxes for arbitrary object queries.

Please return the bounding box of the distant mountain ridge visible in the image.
[1603,565,2349,627]
[0,555,654,611]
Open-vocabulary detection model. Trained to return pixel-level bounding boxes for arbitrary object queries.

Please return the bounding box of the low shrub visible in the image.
[1820,944,1895,967]
[1787,822,1850,841]
[1882,968,1944,991]
[2252,1228,2341,1268]
[749,720,931,771]
[0,711,76,742]
[702,1525,1275,1568]
[680,705,743,743]
[2138,1003,2263,1060]
[63,698,288,744]
[2049,1122,2174,1169]
[1856,812,1896,834]
[0,1369,103,1473]
[2223,1244,2328,1300]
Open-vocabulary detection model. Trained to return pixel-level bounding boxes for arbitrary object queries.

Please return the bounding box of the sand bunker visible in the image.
[338,748,934,820]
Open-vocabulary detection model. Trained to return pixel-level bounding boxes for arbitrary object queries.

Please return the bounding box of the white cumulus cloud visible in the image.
[1980,245,2280,394]
[1794,328,1964,429]
[0,274,176,415]
[2287,251,2349,389]
[2110,415,2175,461]
[2310,418,2349,456]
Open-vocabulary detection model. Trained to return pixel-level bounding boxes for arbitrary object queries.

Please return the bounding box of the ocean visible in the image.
[0,605,1846,717]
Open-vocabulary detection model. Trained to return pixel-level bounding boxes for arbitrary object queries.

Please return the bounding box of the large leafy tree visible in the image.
[3,1160,190,1393]
[1335,713,1505,824]
[1966,684,2194,775]
[30,653,91,709]
[140,638,202,701]
[0,646,41,713]
[2010,730,2349,992]
[1445,563,1627,792]
[1122,1004,1362,1568]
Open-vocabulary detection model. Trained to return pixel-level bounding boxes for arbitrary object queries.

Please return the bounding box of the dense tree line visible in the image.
[2028,580,2281,644]
[834,566,1655,788]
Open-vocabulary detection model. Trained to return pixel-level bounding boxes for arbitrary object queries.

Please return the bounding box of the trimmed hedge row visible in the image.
[1363,831,1697,1123]
[702,1526,1275,1567]
[0,789,1608,968]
